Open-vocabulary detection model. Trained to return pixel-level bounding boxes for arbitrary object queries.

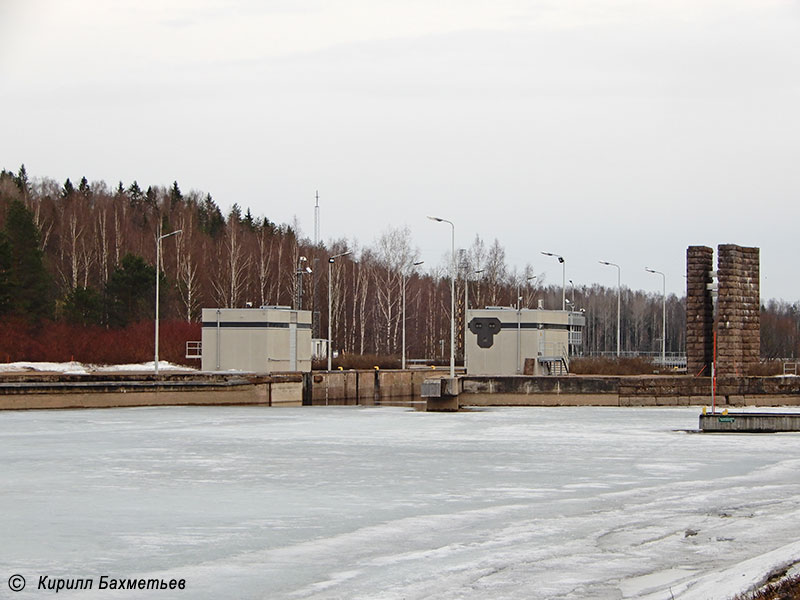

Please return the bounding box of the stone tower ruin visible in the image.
[686,244,760,377]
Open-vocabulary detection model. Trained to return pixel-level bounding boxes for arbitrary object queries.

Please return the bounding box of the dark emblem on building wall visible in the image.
[468,317,502,348]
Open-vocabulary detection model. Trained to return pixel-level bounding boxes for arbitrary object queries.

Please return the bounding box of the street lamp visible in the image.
[155,229,182,375]
[515,275,537,374]
[646,267,666,365]
[517,275,537,309]
[599,261,621,357]
[402,260,425,370]
[428,216,455,378]
[296,256,312,310]
[466,269,484,314]
[327,251,351,371]
[464,268,484,372]
[541,252,566,310]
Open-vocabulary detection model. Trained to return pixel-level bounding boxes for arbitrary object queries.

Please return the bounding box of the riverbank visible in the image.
[2,363,799,410]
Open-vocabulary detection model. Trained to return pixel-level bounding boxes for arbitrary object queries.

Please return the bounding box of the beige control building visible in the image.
[465,307,585,376]
[201,307,312,373]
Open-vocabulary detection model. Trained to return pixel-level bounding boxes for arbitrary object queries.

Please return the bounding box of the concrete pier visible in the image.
[421,377,461,411]
[699,412,800,433]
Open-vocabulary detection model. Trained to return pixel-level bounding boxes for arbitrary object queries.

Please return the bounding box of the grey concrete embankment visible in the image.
[0,372,303,410]
[3,369,799,411]
[459,374,800,407]
[308,369,456,406]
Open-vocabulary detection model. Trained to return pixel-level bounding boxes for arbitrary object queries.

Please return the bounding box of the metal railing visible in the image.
[538,342,570,375]
[586,351,687,369]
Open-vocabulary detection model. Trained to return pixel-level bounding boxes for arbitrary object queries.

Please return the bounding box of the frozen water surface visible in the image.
[2,406,800,599]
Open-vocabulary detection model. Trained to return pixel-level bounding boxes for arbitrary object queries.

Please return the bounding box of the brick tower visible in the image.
[685,244,760,377]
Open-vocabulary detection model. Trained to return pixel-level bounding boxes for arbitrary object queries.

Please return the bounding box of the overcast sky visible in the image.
[2,0,799,300]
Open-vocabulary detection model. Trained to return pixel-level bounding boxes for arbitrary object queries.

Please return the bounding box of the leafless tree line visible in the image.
[2,169,796,360]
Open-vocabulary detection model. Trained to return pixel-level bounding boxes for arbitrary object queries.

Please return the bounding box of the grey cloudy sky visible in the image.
[2,0,799,300]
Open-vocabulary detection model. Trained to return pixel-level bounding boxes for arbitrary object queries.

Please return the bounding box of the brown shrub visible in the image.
[0,318,200,366]
[732,573,800,600]
[748,361,784,376]
[570,356,670,376]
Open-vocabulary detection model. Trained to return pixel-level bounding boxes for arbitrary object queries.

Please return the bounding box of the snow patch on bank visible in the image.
[669,540,800,599]
[0,360,195,374]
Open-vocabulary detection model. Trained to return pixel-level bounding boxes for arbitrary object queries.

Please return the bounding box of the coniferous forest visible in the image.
[0,165,797,367]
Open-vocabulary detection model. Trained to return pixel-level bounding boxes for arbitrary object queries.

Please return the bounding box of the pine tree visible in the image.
[198,194,225,237]
[2,199,54,321]
[62,286,104,326]
[244,208,255,230]
[145,186,157,209]
[169,181,183,210]
[127,181,144,207]
[105,253,161,327]
[0,231,11,315]
[15,164,29,198]
[78,176,91,199]
[62,178,75,198]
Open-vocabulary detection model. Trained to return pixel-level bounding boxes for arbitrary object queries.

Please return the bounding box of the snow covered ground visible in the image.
[0,360,194,374]
[2,406,800,599]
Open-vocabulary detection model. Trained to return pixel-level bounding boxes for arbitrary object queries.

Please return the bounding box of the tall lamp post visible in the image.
[517,275,537,309]
[464,268,484,372]
[599,260,621,357]
[428,216,455,378]
[646,267,666,365]
[466,269,485,315]
[155,229,182,375]
[295,256,312,310]
[327,251,351,371]
[541,252,565,310]
[402,260,425,370]
[515,275,536,374]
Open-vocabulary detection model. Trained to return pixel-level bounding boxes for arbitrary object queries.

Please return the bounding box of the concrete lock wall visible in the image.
[4,371,799,410]
[306,369,455,405]
[465,308,571,376]
[461,376,620,406]
[0,374,304,410]
[300,370,800,407]
[201,307,312,373]
[311,371,359,405]
[459,375,800,407]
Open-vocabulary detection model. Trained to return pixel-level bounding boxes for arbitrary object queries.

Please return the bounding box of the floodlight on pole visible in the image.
[327,251,351,371]
[517,275,537,310]
[466,269,485,314]
[296,256,312,310]
[464,268,484,372]
[428,216,456,378]
[541,252,566,310]
[599,261,621,357]
[402,260,425,370]
[155,229,182,375]
[646,267,667,365]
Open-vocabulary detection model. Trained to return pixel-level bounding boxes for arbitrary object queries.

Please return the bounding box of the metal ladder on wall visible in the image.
[538,344,570,376]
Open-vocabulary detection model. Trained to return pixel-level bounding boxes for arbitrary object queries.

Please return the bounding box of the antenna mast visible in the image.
[314,190,320,246]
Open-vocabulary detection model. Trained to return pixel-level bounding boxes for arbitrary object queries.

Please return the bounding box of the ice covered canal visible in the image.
[3,406,800,599]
